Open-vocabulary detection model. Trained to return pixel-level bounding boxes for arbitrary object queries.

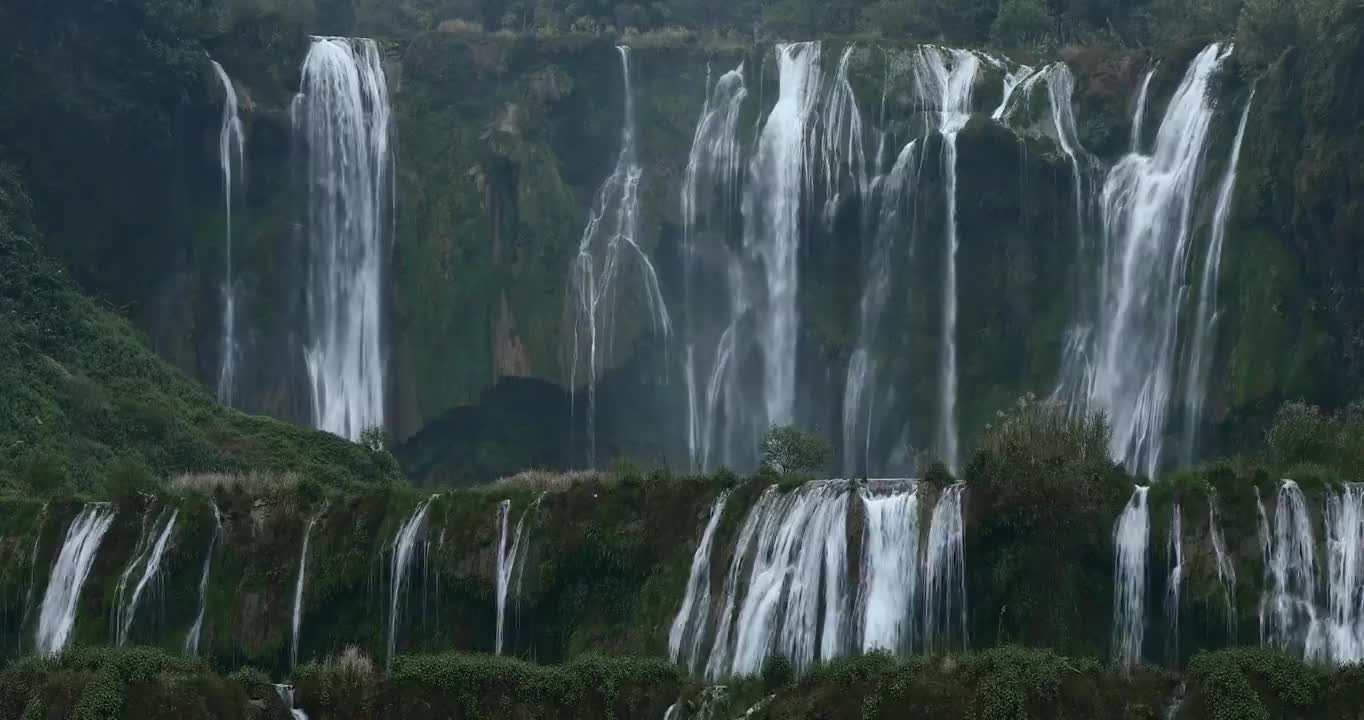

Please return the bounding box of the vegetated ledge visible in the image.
[5,645,1364,720]
[0,164,402,494]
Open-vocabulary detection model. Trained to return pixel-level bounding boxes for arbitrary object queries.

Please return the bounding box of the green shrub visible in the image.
[759,426,830,477]
[762,654,794,690]
[990,0,1054,47]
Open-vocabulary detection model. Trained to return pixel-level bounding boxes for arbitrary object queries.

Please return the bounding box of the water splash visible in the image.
[1113,486,1150,669]
[858,481,920,653]
[1260,480,1322,659]
[295,37,392,439]
[669,490,731,672]
[185,501,224,656]
[117,508,178,645]
[35,503,117,655]
[387,496,435,665]
[911,47,978,473]
[1183,88,1256,462]
[291,512,320,668]
[1208,492,1237,639]
[210,59,246,407]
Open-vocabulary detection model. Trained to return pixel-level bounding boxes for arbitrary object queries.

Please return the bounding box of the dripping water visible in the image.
[210,58,246,407]
[185,501,224,656]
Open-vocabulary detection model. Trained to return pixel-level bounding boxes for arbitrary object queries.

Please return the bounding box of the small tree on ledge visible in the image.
[759,425,830,477]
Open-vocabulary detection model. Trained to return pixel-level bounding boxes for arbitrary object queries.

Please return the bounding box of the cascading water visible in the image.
[680,64,747,473]
[1208,492,1237,639]
[1165,501,1183,664]
[858,480,920,653]
[703,481,849,677]
[1077,43,1232,477]
[1112,486,1150,669]
[295,36,391,440]
[1323,483,1364,663]
[668,491,731,672]
[1130,67,1156,153]
[495,495,543,655]
[1260,480,1322,658]
[112,506,157,640]
[923,483,968,653]
[819,46,868,220]
[743,42,822,438]
[292,513,320,668]
[117,508,178,645]
[210,59,246,407]
[842,142,920,477]
[1183,88,1257,462]
[185,501,223,656]
[911,47,978,473]
[275,684,309,720]
[387,496,435,665]
[35,503,117,656]
[569,46,672,467]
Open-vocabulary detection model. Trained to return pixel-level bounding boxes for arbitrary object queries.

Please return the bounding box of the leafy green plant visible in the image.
[759,426,831,477]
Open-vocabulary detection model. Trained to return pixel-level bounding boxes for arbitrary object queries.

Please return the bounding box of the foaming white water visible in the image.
[858,482,920,653]
[1113,486,1150,668]
[911,47,978,473]
[1260,480,1323,658]
[1080,44,1232,477]
[495,495,543,655]
[295,37,391,440]
[923,483,968,653]
[35,503,117,655]
[1323,484,1364,662]
[669,491,731,672]
[743,42,822,435]
[1165,501,1183,663]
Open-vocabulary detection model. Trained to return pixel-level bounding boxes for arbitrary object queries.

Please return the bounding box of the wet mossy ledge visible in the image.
[6,645,1364,719]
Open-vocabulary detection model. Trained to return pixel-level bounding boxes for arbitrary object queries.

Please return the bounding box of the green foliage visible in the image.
[990,0,1054,48]
[1235,0,1300,68]
[0,165,404,494]
[1186,648,1328,720]
[761,654,794,690]
[1264,400,1364,477]
[759,426,831,477]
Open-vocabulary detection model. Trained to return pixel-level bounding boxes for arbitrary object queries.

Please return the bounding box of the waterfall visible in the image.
[743,42,822,437]
[1183,88,1257,462]
[35,503,117,655]
[989,59,1034,120]
[911,47,978,473]
[820,46,868,220]
[210,59,246,407]
[1079,43,1233,477]
[387,496,435,665]
[1165,501,1183,664]
[295,36,391,440]
[703,481,849,677]
[274,684,309,720]
[1112,486,1150,669]
[495,495,543,655]
[681,64,747,472]
[1208,492,1237,639]
[668,490,731,672]
[1000,63,1087,236]
[185,501,224,656]
[291,513,320,668]
[569,46,672,467]
[20,504,48,636]
[1260,480,1323,659]
[116,508,178,645]
[923,483,968,653]
[1323,484,1364,663]
[112,505,157,640]
[842,142,920,477]
[858,481,920,653]
[1130,67,1156,153]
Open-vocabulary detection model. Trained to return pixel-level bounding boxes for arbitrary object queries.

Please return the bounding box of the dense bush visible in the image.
[1264,400,1364,477]
[759,426,831,477]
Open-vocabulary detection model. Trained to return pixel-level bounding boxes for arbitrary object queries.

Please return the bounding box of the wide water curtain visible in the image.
[1066,44,1232,476]
[296,37,392,440]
